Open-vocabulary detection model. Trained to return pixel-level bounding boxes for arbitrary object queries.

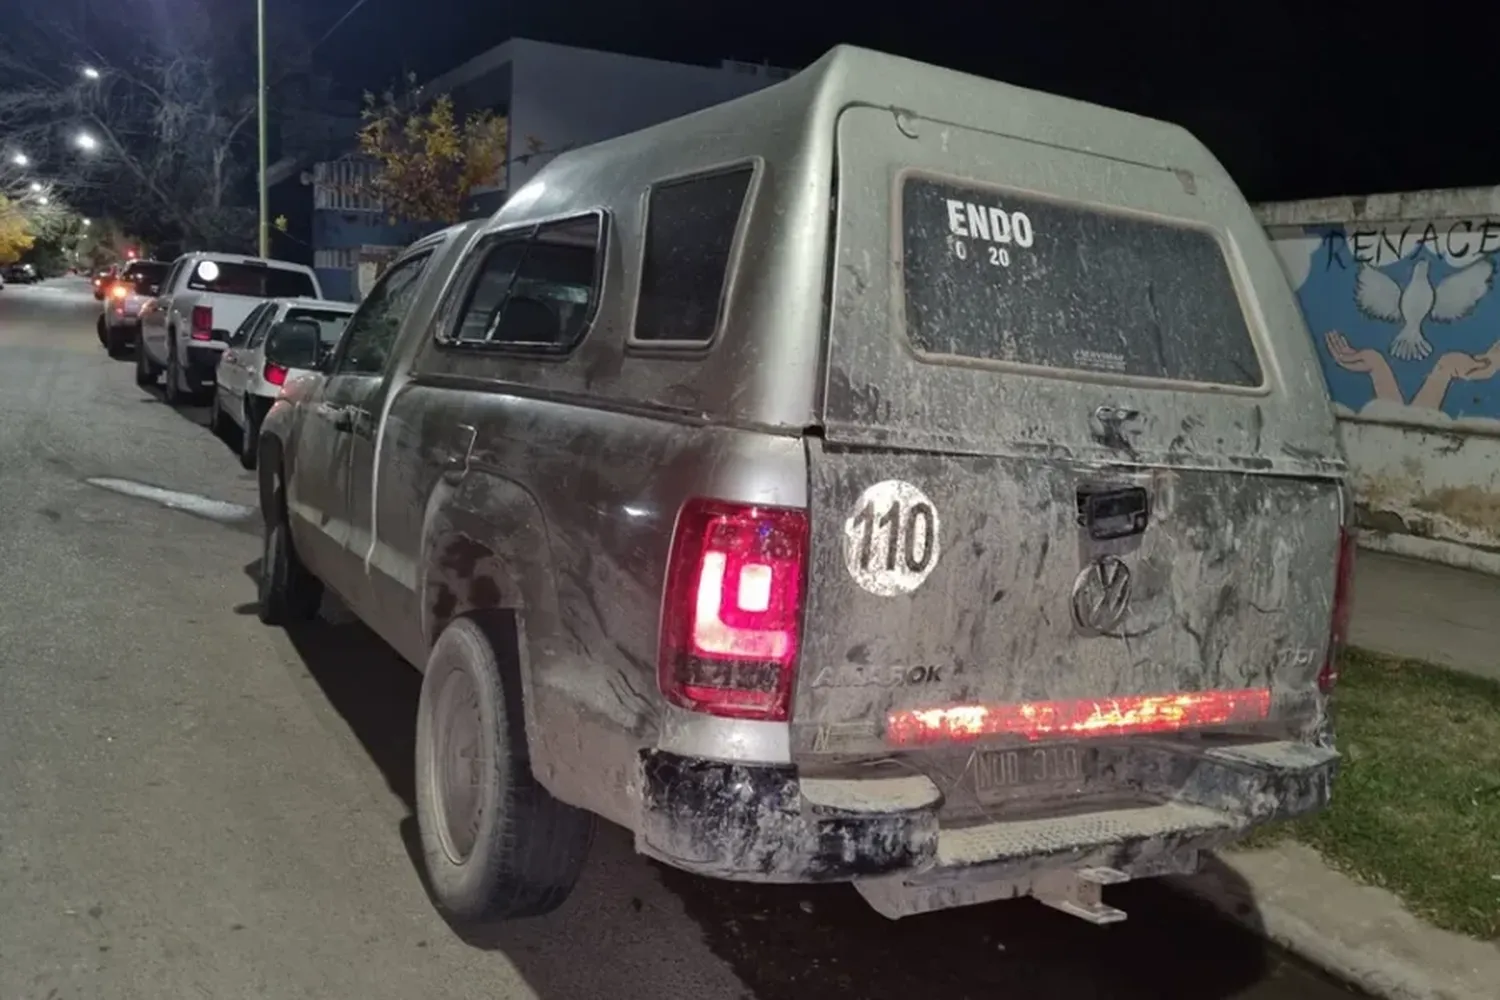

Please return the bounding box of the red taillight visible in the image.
[1321,528,1357,693]
[190,305,213,341]
[109,282,128,300]
[262,362,287,386]
[887,688,1273,747]
[658,498,808,721]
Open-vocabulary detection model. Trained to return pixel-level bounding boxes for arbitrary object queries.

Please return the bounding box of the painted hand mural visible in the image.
[1272,223,1500,426]
[1325,329,1500,409]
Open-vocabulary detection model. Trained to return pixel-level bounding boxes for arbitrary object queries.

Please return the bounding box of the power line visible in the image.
[311,0,377,52]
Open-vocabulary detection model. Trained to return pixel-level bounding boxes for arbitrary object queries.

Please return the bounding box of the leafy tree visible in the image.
[357,81,509,225]
[0,196,35,264]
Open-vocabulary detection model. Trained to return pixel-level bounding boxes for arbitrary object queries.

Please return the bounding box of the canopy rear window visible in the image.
[188,261,317,299]
[900,176,1263,387]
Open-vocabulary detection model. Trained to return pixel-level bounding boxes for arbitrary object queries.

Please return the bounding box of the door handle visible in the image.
[442,424,477,485]
[318,403,355,432]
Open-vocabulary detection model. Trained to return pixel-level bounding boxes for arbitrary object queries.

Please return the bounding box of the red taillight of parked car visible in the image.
[658,498,808,722]
[190,305,213,341]
[262,362,288,386]
[1319,527,1357,693]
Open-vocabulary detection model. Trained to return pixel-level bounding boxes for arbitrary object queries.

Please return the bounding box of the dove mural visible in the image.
[1354,256,1495,361]
[1270,222,1500,425]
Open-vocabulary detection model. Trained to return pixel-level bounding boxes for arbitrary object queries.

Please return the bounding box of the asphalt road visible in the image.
[0,277,1362,1000]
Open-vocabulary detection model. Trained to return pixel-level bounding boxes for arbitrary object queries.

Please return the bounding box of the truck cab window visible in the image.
[334,252,434,376]
[448,214,602,352]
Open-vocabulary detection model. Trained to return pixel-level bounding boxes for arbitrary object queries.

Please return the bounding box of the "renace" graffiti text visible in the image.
[1323,220,1500,270]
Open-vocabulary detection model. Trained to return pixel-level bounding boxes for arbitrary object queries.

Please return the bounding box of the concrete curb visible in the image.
[1171,843,1500,1000]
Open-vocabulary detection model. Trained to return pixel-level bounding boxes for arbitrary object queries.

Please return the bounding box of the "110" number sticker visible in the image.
[842,480,942,596]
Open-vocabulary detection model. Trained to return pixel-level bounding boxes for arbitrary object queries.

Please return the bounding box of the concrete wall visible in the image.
[1262,187,1500,574]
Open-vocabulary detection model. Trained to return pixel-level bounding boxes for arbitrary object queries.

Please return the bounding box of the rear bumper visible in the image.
[186,344,224,382]
[636,739,1337,885]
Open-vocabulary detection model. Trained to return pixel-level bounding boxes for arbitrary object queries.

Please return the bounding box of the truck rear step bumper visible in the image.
[635,739,1338,908]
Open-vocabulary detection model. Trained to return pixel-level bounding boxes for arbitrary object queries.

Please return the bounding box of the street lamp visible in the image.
[82,218,91,226]
[257,0,268,257]
[75,132,99,152]
[37,196,49,205]
[10,152,28,167]
[81,66,100,80]
[28,181,41,192]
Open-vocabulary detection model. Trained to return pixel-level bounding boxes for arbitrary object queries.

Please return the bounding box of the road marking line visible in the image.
[86,477,257,523]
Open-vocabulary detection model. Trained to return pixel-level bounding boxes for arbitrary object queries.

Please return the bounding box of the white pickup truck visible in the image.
[137,252,323,405]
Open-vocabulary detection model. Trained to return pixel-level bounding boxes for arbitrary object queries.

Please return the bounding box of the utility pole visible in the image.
[256,0,269,258]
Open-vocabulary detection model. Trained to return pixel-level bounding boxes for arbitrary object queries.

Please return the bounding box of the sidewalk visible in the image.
[1175,547,1500,1000]
[1179,845,1500,1000]
[1350,549,1500,682]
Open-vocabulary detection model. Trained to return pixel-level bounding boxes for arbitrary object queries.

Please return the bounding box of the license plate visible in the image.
[973,745,1092,801]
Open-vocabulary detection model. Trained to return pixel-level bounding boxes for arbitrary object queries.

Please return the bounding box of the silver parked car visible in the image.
[255,45,1354,928]
[97,259,170,358]
[210,297,355,469]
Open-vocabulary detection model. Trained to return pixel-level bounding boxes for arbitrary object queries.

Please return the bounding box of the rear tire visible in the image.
[239,397,260,470]
[257,483,322,626]
[96,316,107,347]
[208,388,225,438]
[105,326,130,359]
[134,339,157,387]
[164,336,183,406]
[416,615,596,923]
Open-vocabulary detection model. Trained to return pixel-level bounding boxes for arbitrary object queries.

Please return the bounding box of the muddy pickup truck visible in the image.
[254,44,1354,927]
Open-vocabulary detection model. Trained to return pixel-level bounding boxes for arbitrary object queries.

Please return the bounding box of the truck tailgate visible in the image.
[793,441,1341,756]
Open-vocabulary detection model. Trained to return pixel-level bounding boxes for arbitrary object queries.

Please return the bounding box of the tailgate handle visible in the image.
[1076,485,1150,541]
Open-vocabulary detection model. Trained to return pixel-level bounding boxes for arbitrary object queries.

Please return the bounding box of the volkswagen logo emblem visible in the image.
[1071,555,1133,633]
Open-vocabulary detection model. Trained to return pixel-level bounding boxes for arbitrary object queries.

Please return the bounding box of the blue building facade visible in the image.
[270,39,791,302]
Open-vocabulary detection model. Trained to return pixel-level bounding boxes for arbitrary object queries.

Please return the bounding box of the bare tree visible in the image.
[0,0,317,250]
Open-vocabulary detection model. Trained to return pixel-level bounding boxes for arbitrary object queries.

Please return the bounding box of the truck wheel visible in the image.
[134,339,157,387]
[164,336,183,406]
[416,614,596,923]
[257,485,322,625]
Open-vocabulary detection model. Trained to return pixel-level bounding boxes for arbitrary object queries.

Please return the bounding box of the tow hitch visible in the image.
[856,844,1207,924]
[1031,867,1131,924]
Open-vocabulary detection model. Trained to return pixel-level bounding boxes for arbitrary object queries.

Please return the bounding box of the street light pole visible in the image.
[256,0,269,258]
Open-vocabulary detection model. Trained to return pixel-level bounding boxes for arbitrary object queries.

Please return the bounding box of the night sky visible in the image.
[276,0,1500,204]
